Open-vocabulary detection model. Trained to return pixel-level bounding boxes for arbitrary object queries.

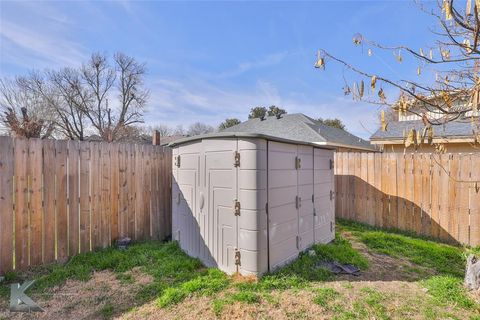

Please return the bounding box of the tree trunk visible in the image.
[465,254,480,291]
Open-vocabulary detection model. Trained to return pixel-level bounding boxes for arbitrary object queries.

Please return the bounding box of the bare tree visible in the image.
[0,52,149,142]
[173,124,186,135]
[316,0,480,148]
[0,77,55,138]
[150,124,172,136]
[187,122,215,136]
[80,53,148,142]
[44,68,89,140]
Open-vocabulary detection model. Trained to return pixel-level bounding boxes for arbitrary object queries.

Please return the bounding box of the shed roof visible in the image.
[169,113,375,151]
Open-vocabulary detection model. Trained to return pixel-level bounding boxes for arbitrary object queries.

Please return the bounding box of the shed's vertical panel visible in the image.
[313,148,334,244]
[174,142,201,261]
[297,145,314,251]
[267,141,298,270]
[237,139,268,275]
[204,139,239,273]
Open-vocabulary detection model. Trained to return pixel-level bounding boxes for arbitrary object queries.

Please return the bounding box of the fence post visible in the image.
[152,130,160,146]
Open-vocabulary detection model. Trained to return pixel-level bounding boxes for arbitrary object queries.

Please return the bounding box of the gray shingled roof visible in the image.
[370,120,479,141]
[169,113,374,150]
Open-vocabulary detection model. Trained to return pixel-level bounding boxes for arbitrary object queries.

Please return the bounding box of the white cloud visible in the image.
[216,52,289,78]
[0,21,86,70]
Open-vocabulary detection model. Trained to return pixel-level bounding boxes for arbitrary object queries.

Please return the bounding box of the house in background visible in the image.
[370,96,480,153]
[222,113,375,152]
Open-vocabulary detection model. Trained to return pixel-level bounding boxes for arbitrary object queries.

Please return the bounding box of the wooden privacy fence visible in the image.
[334,152,480,247]
[0,136,172,275]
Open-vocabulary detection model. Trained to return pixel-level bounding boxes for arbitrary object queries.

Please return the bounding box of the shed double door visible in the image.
[172,139,239,274]
[267,142,314,270]
[267,142,334,270]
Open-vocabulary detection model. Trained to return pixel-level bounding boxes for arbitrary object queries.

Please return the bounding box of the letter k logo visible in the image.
[10,280,43,312]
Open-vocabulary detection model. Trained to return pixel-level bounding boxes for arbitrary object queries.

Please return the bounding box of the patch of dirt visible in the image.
[0,267,153,320]
[340,231,435,282]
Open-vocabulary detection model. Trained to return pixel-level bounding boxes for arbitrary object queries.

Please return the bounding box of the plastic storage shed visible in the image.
[170,133,335,276]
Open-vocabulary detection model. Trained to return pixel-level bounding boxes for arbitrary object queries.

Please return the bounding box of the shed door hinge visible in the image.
[175,155,181,168]
[296,235,301,250]
[312,194,314,203]
[330,190,334,201]
[295,156,302,169]
[235,249,241,266]
[330,221,333,233]
[329,159,334,170]
[265,202,268,215]
[234,199,241,216]
[234,151,240,167]
[295,196,302,209]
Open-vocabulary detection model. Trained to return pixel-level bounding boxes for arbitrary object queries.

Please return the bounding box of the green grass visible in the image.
[256,232,369,290]
[422,276,478,310]
[99,302,114,319]
[313,287,341,307]
[156,268,230,308]
[231,291,261,304]
[338,219,465,277]
[212,298,230,316]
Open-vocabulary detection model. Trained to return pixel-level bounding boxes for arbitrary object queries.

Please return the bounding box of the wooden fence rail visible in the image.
[334,152,480,246]
[0,136,172,275]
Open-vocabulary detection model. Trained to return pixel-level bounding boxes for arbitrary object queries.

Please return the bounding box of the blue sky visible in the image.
[0,1,438,138]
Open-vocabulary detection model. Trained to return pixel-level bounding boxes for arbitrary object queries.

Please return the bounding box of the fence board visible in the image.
[458,154,470,245]
[14,138,29,270]
[127,144,136,239]
[397,154,406,231]
[67,140,80,256]
[0,137,14,273]
[470,155,480,246]
[430,153,440,239]
[110,144,119,242]
[79,142,90,253]
[420,154,432,237]
[101,144,111,248]
[29,139,43,265]
[43,140,56,263]
[55,141,68,262]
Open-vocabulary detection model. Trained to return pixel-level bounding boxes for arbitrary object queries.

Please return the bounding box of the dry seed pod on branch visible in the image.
[378,88,386,102]
[359,80,364,98]
[314,51,325,69]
